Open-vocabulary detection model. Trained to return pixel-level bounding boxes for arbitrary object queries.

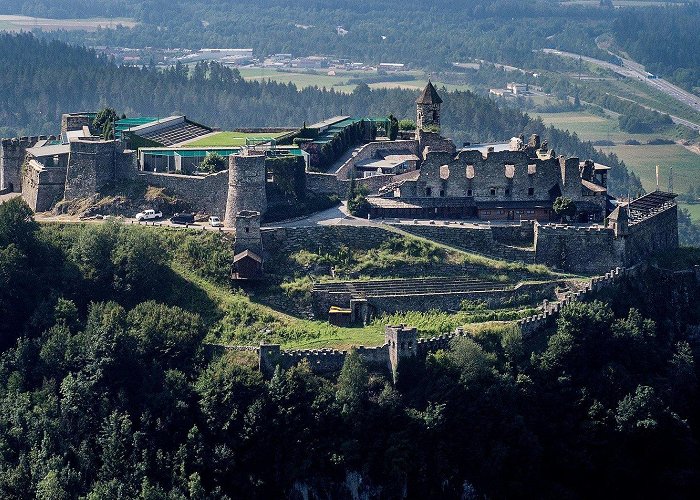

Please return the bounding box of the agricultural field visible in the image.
[186,130,290,147]
[238,67,472,93]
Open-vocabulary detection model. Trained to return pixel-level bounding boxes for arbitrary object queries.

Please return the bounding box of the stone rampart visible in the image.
[22,159,67,212]
[1,136,42,192]
[534,223,624,274]
[391,221,536,263]
[626,204,678,263]
[517,267,625,337]
[137,170,228,216]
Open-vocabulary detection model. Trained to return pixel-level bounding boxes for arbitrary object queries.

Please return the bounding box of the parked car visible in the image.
[135,209,162,221]
[170,212,195,225]
[209,216,223,227]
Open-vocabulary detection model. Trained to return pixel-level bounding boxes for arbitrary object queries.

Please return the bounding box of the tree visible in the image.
[388,114,399,140]
[199,152,227,173]
[92,108,119,139]
[398,119,416,131]
[336,350,368,418]
[553,196,576,222]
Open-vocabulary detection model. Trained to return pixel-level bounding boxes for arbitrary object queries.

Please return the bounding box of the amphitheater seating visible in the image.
[313,277,507,298]
[140,121,211,146]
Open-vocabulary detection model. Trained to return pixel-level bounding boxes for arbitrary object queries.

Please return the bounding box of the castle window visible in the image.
[528,187,534,196]
[467,189,473,197]
[245,227,250,233]
[439,189,445,197]
[490,187,496,196]
[505,164,515,178]
[466,164,475,179]
[505,188,511,196]
[426,187,432,197]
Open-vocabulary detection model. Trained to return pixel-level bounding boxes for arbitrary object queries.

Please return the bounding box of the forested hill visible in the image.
[0,33,642,195]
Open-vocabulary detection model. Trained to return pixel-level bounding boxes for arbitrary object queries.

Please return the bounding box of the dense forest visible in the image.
[2,196,700,498]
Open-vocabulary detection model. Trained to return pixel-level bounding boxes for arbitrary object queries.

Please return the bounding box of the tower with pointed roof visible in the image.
[416,80,443,134]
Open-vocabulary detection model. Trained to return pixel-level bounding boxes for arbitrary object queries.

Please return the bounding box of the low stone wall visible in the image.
[312,280,557,318]
[262,224,391,255]
[391,221,536,263]
[137,170,228,216]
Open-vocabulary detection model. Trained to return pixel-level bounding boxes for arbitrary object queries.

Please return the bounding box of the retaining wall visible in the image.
[392,221,536,263]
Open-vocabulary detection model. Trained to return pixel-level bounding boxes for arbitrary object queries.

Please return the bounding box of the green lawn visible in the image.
[186,131,290,147]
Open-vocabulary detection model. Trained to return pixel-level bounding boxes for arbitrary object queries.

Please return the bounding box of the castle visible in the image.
[0,82,678,276]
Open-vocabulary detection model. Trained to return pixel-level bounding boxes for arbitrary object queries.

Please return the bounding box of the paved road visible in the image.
[541,48,700,131]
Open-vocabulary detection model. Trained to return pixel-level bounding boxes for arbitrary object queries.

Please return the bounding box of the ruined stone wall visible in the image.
[390,221,536,263]
[417,149,565,203]
[534,223,624,274]
[626,204,678,264]
[0,137,41,193]
[417,130,454,157]
[21,160,67,212]
[61,113,92,135]
[137,170,228,216]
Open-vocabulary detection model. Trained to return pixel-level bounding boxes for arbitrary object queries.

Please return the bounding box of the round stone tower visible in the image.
[224,149,267,228]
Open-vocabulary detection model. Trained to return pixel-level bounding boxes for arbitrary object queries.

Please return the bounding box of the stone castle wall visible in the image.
[216,267,626,378]
[534,224,624,274]
[391,221,536,263]
[22,159,67,212]
[534,203,678,274]
[1,136,46,193]
[625,204,678,263]
[306,172,340,195]
[137,170,228,216]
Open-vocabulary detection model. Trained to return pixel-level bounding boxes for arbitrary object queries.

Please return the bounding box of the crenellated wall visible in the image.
[250,267,627,378]
[1,136,47,193]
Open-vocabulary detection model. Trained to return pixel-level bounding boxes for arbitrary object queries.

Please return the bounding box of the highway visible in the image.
[541,48,700,131]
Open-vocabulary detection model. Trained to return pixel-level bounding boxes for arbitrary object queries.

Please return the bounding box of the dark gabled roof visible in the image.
[233,249,262,263]
[416,81,443,105]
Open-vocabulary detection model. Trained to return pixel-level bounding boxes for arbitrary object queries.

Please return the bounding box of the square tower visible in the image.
[385,324,418,377]
[416,81,443,135]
